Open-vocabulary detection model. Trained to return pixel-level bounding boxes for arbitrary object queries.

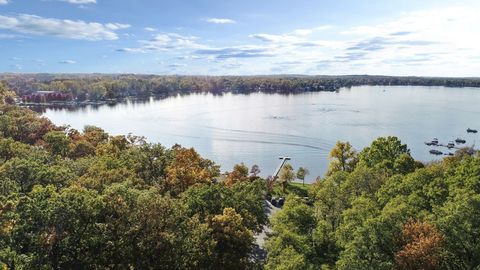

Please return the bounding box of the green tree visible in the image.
[1,158,44,193]
[327,141,358,176]
[310,172,349,266]
[266,246,311,270]
[43,130,71,157]
[359,136,410,173]
[278,164,295,193]
[296,167,309,186]
[10,185,104,269]
[266,195,316,269]
[434,192,480,269]
[182,180,267,233]
[209,207,254,270]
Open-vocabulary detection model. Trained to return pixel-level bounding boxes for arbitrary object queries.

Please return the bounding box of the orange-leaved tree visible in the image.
[395,219,444,270]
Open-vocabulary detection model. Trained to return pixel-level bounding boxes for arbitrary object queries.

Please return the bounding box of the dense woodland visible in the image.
[0,82,480,269]
[265,139,480,270]
[2,74,480,102]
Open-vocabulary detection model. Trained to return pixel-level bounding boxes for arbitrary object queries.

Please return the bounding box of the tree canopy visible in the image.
[266,138,480,270]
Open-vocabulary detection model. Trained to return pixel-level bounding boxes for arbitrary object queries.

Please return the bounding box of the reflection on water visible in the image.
[43,86,480,182]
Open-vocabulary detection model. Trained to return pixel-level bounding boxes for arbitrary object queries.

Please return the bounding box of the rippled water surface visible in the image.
[43,86,480,182]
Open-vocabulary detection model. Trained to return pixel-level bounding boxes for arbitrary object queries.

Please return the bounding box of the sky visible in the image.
[0,0,479,76]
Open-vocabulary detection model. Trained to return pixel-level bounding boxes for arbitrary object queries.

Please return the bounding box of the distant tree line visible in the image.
[1,74,480,103]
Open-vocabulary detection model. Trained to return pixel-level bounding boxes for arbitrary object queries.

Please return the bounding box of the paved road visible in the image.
[252,199,281,262]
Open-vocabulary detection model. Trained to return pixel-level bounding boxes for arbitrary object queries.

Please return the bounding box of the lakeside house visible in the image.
[22,90,73,103]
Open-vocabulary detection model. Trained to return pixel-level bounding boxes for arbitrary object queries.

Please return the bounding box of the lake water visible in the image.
[43,86,480,182]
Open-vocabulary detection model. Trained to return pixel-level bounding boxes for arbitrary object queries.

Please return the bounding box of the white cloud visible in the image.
[60,0,96,4]
[293,25,332,36]
[334,6,480,74]
[236,5,480,76]
[205,18,236,24]
[0,0,9,5]
[168,63,187,68]
[250,33,301,43]
[250,25,335,46]
[119,33,205,53]
[0,14,130,40]
[105,23,130,30]
[59,60,76,64]
[144,27,157,32]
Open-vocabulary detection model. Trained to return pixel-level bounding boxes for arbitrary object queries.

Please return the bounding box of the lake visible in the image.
[43,85,480,182]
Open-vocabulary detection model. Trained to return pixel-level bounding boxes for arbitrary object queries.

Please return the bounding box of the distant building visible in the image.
[22,91,73,103]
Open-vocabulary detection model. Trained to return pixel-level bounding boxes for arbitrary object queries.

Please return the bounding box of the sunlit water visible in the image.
[43,86,480,182]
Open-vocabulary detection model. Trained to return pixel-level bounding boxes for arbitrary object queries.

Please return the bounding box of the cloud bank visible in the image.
[205,18,236,24]
[0,14,129,40]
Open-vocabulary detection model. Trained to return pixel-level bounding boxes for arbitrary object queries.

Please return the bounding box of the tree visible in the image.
[266,246,310,270]
[340,165,386,200]
[278,163,295,193]
[225,163,249,187]
[250,164,261,177]
[266,195,316,269]
[182,180,267,234]
[0,137,31,162]
[434,192,480,269]
[327,141,357,176]
[1,158,44,193]
[359,136,410,173]
[82,125,109,147]
[9,185,104,269]
[166,147,218,195]
[209,208,254,270]
[309,173,349,266]
[395,219,444,270]
[0,105,55,144]
[296,167,309,186]
[393,153,418,175]
[43,130,71,157]
[90,82,107,101]
[69,139,95,159]
[0,83,15,105]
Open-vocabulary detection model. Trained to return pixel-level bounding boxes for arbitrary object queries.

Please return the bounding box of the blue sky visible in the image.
[1,0,479,76]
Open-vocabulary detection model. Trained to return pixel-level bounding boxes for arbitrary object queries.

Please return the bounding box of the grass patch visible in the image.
[272,181,312,198]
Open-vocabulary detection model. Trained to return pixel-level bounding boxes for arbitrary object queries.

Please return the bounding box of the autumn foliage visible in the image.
[395,219,444,270]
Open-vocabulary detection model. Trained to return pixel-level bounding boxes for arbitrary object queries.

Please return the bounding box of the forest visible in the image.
[0,82,479,269]
[2,74,480,103]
